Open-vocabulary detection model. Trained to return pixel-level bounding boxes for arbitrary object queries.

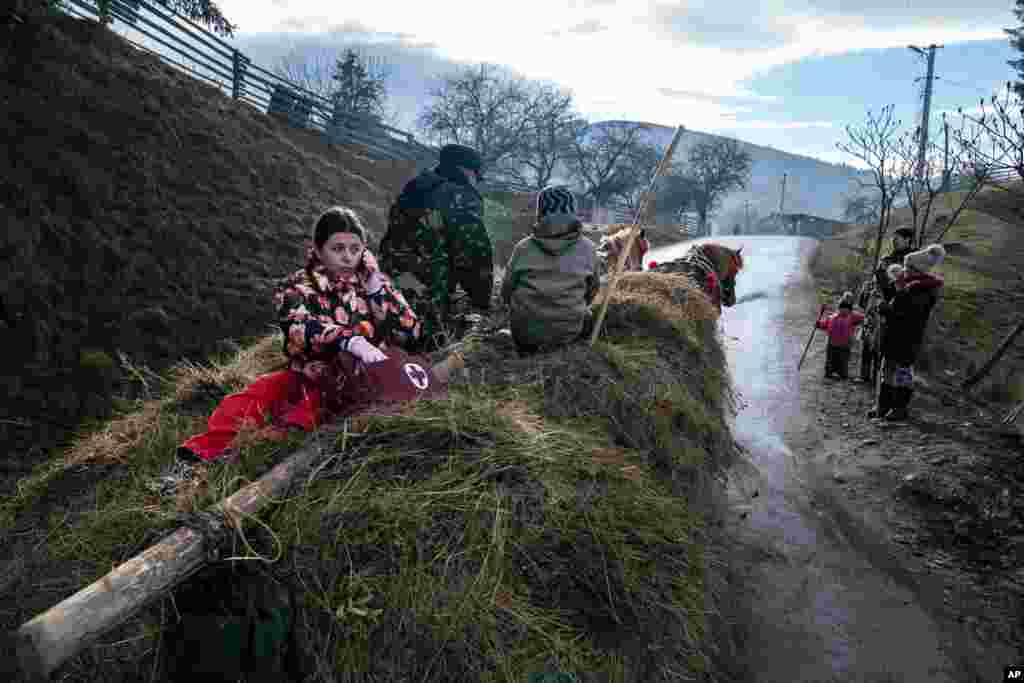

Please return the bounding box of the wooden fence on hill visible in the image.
[57,0,439,165]
[48,0,644,217]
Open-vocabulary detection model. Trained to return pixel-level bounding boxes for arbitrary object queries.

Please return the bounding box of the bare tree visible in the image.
[957,84,1024,192]
[568,121,651,206]
[502,83,582,190]
[609,139,663,213]
[685,138,752,235]
[273,46,340,102]
[650,164,698,224]
[416,63,540,179]
[837,104,906,268]
[896,114,995,246]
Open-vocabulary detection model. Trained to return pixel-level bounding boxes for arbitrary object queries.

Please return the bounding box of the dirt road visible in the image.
[652,236,992,682]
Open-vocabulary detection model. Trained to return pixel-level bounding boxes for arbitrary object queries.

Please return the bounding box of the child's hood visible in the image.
[530,224,582,256]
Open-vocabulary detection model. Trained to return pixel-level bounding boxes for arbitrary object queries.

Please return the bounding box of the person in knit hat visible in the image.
[858,227,916,385]
[500,185,600,354]
[868,243,946,420]
[816,291,865,380]
[378,143,492,348]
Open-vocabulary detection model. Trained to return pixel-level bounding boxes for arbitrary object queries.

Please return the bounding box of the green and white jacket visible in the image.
[500,222,599,348]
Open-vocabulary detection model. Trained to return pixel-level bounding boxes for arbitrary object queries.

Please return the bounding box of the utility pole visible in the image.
[778,173,788,233]
[744,200,751,234]
[942,115,951,192]
[908,44,943,183]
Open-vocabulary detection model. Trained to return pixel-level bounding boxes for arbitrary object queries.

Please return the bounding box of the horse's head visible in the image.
[708,244,744,307]
[600,228,647,272]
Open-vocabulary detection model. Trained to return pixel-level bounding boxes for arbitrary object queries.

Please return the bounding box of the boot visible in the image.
[867,384,893,418]
[884,387,912,421]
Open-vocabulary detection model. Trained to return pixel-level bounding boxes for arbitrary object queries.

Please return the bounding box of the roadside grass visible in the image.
[11,273,741,682]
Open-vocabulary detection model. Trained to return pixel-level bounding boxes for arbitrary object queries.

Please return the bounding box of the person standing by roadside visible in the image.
[867,244,946,421]
[378,144,493,347]
[859,227,916,384]
[816,291,865,380]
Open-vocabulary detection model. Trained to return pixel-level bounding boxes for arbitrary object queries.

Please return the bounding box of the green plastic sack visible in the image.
[163,564,295,682]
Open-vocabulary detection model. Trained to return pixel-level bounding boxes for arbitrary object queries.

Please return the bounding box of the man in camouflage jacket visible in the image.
[378,144,493,345]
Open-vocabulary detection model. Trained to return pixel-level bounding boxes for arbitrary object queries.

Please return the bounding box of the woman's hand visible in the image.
[347,336,388,364]
[366,271,388,296]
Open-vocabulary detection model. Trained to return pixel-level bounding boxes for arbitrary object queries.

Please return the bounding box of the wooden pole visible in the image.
[589,125,685,346]
[13,355,463,680]
[797,304,827,370]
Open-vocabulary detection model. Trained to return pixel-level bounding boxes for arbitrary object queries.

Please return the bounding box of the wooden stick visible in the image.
[1003,400,1024,425]
[13,353,462,680]
[797,304,827,370]
[589,125,686,346]
[961,318,1024,391]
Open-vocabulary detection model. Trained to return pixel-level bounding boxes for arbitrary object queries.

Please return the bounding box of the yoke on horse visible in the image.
[650,242,745,312]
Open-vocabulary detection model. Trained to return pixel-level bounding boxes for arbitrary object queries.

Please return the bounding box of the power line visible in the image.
[933,75,995,97]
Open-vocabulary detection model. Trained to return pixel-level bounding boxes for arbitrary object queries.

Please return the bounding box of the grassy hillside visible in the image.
[811,185,1024,404]
[0,12,423,482]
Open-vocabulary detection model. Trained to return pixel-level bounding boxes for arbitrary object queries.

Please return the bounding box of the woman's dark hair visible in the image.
[313,206,367,247]
[306,206,368,291]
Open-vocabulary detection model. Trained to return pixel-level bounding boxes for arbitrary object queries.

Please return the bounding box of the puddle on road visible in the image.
[651,237,959,683]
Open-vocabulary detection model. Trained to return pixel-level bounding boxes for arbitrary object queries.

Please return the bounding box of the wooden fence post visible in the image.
[231,50,249,100]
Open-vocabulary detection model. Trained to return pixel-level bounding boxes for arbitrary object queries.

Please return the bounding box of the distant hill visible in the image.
[592,121,870,232]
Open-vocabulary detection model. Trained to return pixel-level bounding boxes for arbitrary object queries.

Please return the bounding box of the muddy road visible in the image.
[652,236,976,683]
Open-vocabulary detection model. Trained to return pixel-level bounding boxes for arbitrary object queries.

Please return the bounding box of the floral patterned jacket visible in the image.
[273,249,421,384]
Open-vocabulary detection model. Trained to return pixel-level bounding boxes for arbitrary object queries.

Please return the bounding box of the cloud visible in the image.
[720,119,835,130]
[644,0,1012,58]
[546,18,609,37]
[648,2,797,52]
[567,19,608,34]
[657,87,780,105]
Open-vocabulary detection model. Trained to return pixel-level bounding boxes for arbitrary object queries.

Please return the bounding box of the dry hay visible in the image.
[169,334,286,404]
[599,272,719,325]
[173,462,211,513]
[590,446,644,482]
[494,399,546,436]
[62,399,167,468]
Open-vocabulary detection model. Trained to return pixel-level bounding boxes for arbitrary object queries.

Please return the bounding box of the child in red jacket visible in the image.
[816,292,865,380]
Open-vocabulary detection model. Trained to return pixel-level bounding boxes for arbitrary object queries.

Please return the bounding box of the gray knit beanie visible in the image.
[536,185,578,227]
[903,244,946,273]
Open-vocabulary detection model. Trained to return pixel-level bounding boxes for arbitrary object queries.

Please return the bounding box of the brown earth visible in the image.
[1,13,422,485]
[805,195,1024,675]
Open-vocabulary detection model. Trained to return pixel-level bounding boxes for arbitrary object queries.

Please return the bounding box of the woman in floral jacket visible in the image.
[176,206,422,464]
[273,206,422,416]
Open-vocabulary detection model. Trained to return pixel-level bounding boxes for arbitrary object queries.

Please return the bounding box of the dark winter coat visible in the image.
[874,246,914,301]
[379,165,494,325]
[878,270,943,366]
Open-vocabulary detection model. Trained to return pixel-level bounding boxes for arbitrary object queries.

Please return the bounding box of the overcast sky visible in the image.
[125,0,1022,167]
